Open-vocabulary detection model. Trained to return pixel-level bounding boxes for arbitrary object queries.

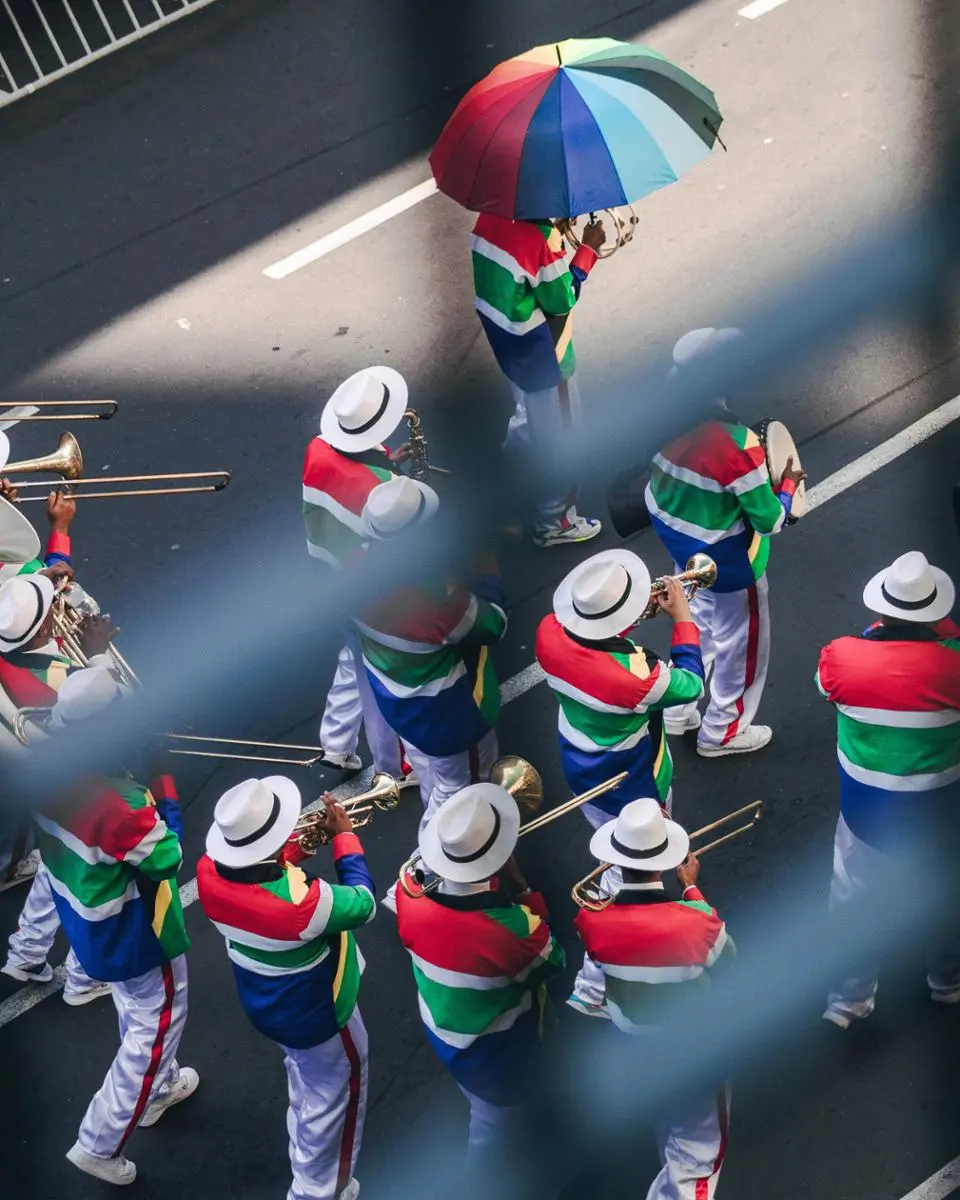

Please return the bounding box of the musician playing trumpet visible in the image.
[574,798,734,1200]
[197,783,375,1200]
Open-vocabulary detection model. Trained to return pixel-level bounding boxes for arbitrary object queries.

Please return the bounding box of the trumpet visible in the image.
[0,399,117,422]
[555,206,638,259]
[571,799,764,911]
[398,759,628,899]
[637,553,717,620]
[292,773,402,853]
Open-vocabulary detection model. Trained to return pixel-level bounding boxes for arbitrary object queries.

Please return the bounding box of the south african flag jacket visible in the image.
[816,619,960,850]
[197,832,375,1049]
[575,885,734,1034]
[645,420,797,593]
[36,774,189,982]
[302,437,396,568]
[536,617,705,813]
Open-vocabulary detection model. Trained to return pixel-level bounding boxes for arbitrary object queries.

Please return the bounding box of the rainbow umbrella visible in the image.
[430,38,723,220]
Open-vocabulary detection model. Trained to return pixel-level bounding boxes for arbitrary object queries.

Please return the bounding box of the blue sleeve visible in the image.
[332,833,376,898]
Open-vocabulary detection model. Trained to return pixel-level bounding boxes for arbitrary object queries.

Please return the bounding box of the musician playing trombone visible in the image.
[197,782,376,1200]
[574,798,734,1200]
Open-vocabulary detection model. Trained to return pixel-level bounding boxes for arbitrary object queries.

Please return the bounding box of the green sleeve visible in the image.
[737,479,786,536]
[134,820,184,882]
[324,883,377,933]
[531,269,578,318]
[649,665,705,711]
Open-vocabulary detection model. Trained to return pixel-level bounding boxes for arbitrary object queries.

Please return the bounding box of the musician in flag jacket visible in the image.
[197,780,376,1200]
[471,212,606,547]
[575,798,734,1200]
[817,551,960,1028]
[357,477,508,826]
[395,783,565,1162]
[302,365,413,780]
[33,668,196,1187]
[645,327,804,758]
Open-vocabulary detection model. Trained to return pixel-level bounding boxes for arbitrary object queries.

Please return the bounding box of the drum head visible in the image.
[757,419,805,521]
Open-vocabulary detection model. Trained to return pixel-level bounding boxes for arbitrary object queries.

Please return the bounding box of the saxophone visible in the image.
[402,408,430,481]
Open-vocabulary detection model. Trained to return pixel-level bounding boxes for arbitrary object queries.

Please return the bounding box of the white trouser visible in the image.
[77,954,188,1159]
[321,641,403,777]
[825,816,960,1018]
[5,864,99,997]
[0,825,34,880]
[282,1009,369,1200]
[647,1081,731,1200]
[403,729,500,832]
[507,376,582,523]
[669,573,770,747]
[456,1085,523,1164]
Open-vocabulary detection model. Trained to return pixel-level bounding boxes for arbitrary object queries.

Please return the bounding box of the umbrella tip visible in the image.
[555,43,562,65]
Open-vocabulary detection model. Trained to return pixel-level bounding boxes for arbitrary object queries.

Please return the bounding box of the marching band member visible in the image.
[817,552,960,1027]
[536,549,704,1015]
[395,783,565,1163]
[645,328,804,757]
[33,667,195,1185]
[197,783,375,1200]
[470,212,606,546]
[356,477,508,825]
[575,798,734,1199]
[303,366,414,780]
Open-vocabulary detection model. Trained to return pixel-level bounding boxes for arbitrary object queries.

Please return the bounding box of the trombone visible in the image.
[164,733,331,768]
[398,758,628,899]
[571,799,764,911]
[0,400,117,422]
[292,774,402,853]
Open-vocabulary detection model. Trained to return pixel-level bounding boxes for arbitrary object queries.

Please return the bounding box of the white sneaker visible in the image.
[565,994,610,1019]
[697,725,773,758]
[67,1143,137,1185]
[139,1067,199,1127]
[1,959,53,984]
[0,849,41,893]
[338,1180,360,1200]
[533,507,603,548]
[64,981,112,1007]
[930,986,960,1005]
[664,712,702,737]
[821,1008,853,1030]
[323,751,363,771]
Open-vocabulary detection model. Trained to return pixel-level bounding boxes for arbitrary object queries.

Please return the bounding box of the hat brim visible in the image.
[554,549,652,640]
[863,564,955,624]
[320,366,409,453]
[205,775,303,869]
[418,785,521,884]
[0,571,56,652]
[0,495,42,566]
[361,479,439,539]
[589,813,690,873]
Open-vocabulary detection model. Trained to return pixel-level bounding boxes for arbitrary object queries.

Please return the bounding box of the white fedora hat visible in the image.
[0,572,55,652]
[320,366,409,453]
[668,326,744,381]
[206,776,303,869]
[862,551,955,624]
[0,496,41,567]
[50,665,121,729]
[554,549,652,641]
[590,797,690,873]
[418,783,520,884]
[362,475,439,539]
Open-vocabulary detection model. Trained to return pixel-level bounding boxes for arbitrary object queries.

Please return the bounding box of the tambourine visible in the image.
[555,206,638,259]
[753,419,805,522]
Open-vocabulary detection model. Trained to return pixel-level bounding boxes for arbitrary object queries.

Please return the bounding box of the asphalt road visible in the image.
[0,0,959,1197]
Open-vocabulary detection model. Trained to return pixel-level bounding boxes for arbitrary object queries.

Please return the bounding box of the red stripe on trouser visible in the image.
[468,742,480,783]
[721,585,760,745]
[694,1087,730,1199]
[335,1025,363,1194]
[116,960,175,1154]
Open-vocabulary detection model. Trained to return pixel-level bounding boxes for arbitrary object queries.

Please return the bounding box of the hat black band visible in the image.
[573,574,632,622]
[0,579,46,647]
[224,793,282,848]
[881,581,938,611]
[443,807,502,864]
[339,384,390,436]
[610,831,669,860]
[369,489,425,538]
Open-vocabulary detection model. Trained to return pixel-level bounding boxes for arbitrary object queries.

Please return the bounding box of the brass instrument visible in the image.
[637,553,718,620]
[0,399,117,422]
[402,408,452,482]
[11,705,53,746]
[52,581,140,689]
[555,206,638,259]
[398,760,628,899]
[3,431,230,500]
[571,800,764,911]
[293,773,402,853]
[165,733,331,768]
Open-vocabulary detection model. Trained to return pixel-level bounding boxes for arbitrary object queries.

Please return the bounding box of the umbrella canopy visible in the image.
[430,37,723,220]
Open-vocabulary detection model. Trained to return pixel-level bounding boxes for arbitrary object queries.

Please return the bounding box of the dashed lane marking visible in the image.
[1,395,958,1029]
[738,0,791,18]
[900,1156,960,1200]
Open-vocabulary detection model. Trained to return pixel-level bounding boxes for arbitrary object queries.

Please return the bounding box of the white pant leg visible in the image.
[666,574,715,727]
[6,864,60,970]
[508,377,581,522]
[456,1084,523,1163]
[648,1081,731,1200]
[284,1009,369,1200]
[572,808,623,1006]
[825,816,883,1019]
[320,645,364,757]
[417,730,500,831]
[345,632,404,777]
[697,576,770,748]
[77,955,189,1159]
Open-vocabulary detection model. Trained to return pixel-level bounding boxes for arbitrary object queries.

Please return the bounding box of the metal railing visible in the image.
[0,0,220,107]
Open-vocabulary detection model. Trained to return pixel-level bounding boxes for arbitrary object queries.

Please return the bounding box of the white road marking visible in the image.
[2,396,958,1029]
[900,1156,960,1200]
[738,0,791,18]
[263,179,438,280]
